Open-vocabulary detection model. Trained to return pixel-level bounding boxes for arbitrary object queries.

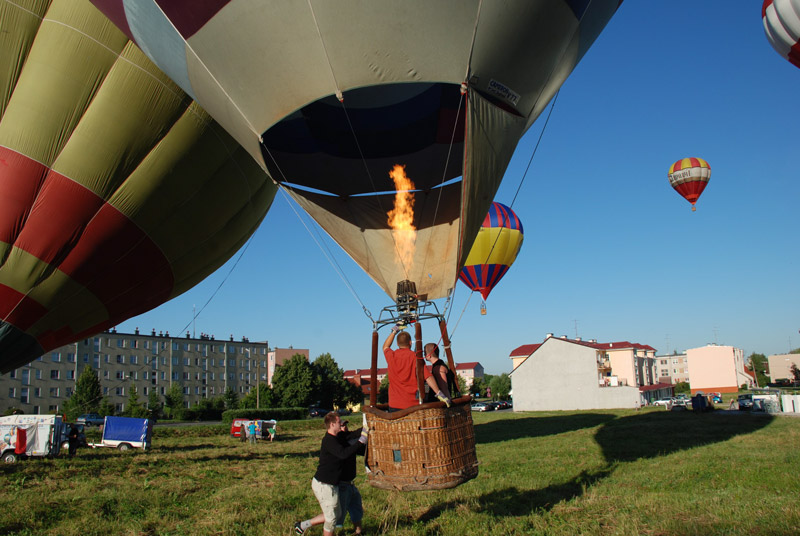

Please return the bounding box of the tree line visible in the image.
[62,353,364,421]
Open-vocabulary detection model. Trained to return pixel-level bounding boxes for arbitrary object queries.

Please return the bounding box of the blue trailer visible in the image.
[90,416,152,451]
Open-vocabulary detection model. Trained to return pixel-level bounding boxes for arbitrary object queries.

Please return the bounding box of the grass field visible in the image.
[1,408,798,536]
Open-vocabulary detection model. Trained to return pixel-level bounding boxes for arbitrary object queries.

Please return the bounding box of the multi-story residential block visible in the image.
[0,329,307,415]
[767,353,800,383]
[509,334,670,411]
[686,344,750,394]
[654,353,690,384]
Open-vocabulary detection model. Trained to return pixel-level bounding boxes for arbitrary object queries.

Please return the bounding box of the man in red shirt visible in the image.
[382,325,420,410]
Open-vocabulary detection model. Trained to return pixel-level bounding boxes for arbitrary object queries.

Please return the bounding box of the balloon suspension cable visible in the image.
[417,87,467,284]
[509,89,559,209]
[307,0,413,283]
[275,186,373,317]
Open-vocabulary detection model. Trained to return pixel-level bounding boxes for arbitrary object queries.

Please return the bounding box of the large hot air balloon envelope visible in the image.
[0,0,276,372]
[459,202,524,301]
[91,0,622,301]
[668,158,711,211]
[763,0,800,68]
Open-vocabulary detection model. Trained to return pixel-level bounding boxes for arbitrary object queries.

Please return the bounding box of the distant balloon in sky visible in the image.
[90,0,622,302]
[762,0,800,68]
[668,158,711,211]
[0,0,276,372]
[458,203,524,301]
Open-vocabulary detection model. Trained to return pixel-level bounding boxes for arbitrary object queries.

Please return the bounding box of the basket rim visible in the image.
[364,395,473,420]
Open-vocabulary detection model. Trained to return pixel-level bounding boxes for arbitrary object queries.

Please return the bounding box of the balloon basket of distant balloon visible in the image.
[364,284,479,491]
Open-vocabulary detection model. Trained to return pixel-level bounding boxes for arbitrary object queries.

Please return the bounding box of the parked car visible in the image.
[494,400,511,410]
[76,413,105,426]
[737,394,754,411]
[670,398,688,410]
[652,398,674,407]
[308,407,333,418]
[710,392,723,404]
[471,402,490,412]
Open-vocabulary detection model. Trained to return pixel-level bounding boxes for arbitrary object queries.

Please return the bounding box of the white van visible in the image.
[0,414,64,463]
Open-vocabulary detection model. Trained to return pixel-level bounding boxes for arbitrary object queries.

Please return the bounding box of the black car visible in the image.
[308,407,333,418]
[737,394,754,410]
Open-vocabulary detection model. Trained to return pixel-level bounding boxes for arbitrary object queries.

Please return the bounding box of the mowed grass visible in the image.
[1,409,798,536]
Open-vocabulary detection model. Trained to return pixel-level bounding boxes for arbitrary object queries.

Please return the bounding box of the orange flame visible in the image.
[387,164,416,269]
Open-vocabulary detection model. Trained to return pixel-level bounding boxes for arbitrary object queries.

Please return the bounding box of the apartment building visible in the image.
[654,353,690,384]
[509,334,668,410]
[686,344,749,394]
[0,329,307,415]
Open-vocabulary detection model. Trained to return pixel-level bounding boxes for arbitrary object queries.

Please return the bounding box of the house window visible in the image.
[50,370,60,380]
[67,370,75,380]
[67,353,75,363]
[8,388,15,398]
[117,355,124,364]
[116,371,125,380]
[117,339,124,348]
[52,352,61,362]
[34,388,41,397]
[21,370,29,385]
[184,358,190,366]
[49,387,59,397]
[35,369,41,380]
[130,355,138,365]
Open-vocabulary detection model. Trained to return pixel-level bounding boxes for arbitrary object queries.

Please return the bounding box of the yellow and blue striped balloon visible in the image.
[459,202,524,300]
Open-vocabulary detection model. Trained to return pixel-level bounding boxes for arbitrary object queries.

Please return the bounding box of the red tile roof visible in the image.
[509,344,540,357]
[638,382,673,392]
[509,337,656,357]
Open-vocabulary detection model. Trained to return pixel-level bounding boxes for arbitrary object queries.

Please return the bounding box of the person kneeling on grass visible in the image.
[295,412,367,535]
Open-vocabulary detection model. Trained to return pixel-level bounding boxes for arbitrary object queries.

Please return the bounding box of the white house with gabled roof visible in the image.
[509,334,670,411]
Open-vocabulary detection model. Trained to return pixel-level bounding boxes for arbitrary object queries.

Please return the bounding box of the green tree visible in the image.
[488,373,511,400]
[124,383,148,418]
[790,364,800,382]
[377,375,389,404]
[470,377,487,397]
[99,398,115,417]
[222,386,239,410]
[63,366,103,421]
[673,381,691,395]
[193,396,225,420]
[164,383,185,419]
[456,374,468,397]
[311,353,362,409]
[147,391,163,420]
[748,353,769,388]
[240,383,276,409]
[272,354,315,407]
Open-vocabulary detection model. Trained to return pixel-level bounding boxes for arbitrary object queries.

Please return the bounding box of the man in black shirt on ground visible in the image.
[295,412,366,535]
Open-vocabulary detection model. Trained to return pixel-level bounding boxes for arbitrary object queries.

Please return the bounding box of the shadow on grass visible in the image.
[595,410,774,463]
[414,411,776,525]
[473,413,616,444]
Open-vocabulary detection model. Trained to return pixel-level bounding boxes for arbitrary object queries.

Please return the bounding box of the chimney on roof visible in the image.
[545,333,553,339]
[609,343,613,347]
[576,337,582,342]
[560,335,567,339]
[589,339,596,343]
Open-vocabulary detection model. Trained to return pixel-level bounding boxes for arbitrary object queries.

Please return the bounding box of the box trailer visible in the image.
[0,414,64,463]
[89,416,152,451]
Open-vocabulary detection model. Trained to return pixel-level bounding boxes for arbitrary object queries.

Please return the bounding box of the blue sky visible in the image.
[117,2,800,375]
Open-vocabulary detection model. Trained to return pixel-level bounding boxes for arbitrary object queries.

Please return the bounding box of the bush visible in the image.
[221,407,306,424]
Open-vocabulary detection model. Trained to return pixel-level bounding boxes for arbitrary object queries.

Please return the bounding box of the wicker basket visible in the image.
[363,396,478,491]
